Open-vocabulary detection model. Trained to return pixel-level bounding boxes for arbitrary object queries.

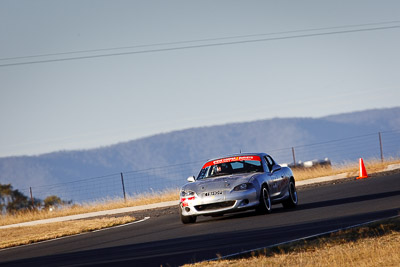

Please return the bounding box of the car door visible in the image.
[264,156,281,197]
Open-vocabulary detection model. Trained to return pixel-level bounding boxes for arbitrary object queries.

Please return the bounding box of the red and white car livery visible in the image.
[179,153,298,224]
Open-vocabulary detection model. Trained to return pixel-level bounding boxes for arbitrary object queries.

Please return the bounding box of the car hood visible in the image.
[182,173,260,193]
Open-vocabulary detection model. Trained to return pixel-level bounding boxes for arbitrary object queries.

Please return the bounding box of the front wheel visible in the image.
[180,206,197,224]
[256,185,272,214]
[282,180,298,209]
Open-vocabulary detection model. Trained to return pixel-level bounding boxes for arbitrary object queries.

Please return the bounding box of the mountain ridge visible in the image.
[1,107,399,194]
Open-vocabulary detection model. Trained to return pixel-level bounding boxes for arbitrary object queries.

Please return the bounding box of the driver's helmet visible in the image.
[216,164,222,173]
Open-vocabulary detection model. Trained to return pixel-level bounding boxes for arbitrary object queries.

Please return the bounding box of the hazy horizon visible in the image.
[1,106,398,158]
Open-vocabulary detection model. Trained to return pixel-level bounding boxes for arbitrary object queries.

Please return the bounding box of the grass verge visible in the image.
[293,158,400,181]
[0,216,135,249]
[185,216,400,267]
[0,189,178,226]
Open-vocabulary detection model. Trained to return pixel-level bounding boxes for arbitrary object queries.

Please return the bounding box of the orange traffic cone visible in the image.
[356,158,369,179]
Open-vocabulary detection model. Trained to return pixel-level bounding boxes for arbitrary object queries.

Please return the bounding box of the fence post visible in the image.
[120,172,127,202]
[379,132,384,162]
[30,187,34,207]
[292,147,296,166]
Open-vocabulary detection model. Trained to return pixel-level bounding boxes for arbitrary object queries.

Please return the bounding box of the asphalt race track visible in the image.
[1,172,399,267]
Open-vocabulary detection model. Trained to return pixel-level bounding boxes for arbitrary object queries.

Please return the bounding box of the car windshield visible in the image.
[197,155,263,180]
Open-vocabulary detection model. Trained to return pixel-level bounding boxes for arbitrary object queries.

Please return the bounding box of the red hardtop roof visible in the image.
[202,155,261,169]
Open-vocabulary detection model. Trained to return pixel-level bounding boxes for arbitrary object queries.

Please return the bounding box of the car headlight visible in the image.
[180,190,195,197]
[233,183,253,191]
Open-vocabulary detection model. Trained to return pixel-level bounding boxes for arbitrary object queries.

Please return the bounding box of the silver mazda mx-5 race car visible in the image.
[179,153,298,224]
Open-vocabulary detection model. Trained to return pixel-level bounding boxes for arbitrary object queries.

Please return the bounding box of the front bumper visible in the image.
[180,188,258,216]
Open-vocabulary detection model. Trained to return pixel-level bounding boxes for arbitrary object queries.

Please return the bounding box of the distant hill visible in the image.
[1,107,399,202]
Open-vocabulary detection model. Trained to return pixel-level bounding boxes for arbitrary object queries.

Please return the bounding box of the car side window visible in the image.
[264,156,273,172]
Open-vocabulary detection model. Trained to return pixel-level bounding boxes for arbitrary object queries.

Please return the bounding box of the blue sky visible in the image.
[1,1,399,157]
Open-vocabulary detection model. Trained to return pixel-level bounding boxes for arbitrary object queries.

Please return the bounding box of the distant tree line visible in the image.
[0,183,71,214]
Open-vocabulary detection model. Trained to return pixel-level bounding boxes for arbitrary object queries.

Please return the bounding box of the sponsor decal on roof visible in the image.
[202,155,261,169]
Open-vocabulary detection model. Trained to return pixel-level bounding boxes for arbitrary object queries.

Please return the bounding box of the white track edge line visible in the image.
[208,214,400,262]
[0,216,150,252]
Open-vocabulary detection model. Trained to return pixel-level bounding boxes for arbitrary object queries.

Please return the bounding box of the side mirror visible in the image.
[187,176,195,182]
[271,165,281,173]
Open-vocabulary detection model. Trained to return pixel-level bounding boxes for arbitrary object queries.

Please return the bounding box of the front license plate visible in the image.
[202,190,225,202]
[203,190,224,197]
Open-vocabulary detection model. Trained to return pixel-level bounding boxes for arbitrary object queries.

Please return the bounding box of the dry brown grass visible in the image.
[0,189,178,226]
[0,216,135,249]
[186,217,400,267]
[293,158,400,181]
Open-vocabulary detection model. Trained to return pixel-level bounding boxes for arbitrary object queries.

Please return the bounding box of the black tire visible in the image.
[282,180,298,209]
[256,185,272,214]
[179,206,197,224]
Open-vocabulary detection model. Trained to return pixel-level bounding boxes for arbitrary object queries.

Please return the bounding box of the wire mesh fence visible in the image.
[22,130,400,204]
[21,161,205,204]
[122,160,204,197]
[269,131,400,166]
